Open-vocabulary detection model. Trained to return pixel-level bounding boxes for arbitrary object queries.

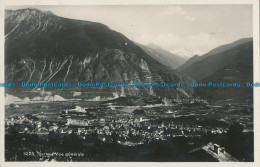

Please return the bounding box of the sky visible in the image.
[6,5,253,53]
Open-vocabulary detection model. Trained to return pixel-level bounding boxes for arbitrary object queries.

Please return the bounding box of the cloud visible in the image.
[159,6,186,16]
[134,32,224,53]
[184,15,195,21]
[135,33,179,49]
[209,32,217,35]
[159,6,195,21]
[187,32,212,44]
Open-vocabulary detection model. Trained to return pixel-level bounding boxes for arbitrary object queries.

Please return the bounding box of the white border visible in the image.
[0,0,259,167]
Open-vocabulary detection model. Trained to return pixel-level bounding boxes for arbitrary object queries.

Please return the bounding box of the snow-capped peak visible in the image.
[170,48,205,58]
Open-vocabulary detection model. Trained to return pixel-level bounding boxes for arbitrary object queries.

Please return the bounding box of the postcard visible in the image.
[0,0,259,167]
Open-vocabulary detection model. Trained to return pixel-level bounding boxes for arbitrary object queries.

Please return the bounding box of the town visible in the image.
[5,96,253,161]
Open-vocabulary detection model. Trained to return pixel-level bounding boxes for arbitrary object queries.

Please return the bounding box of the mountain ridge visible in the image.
[178,38,253,73]
[177,39,253,100]
[5,8,194,99]
[137,43,187,69]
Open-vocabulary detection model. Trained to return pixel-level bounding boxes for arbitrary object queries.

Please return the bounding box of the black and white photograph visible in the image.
[1,0,259,165]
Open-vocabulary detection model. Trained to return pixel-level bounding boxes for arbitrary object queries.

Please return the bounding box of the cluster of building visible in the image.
[5,109,229,146]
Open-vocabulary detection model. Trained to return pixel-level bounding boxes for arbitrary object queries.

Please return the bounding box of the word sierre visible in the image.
[23,151,84,157]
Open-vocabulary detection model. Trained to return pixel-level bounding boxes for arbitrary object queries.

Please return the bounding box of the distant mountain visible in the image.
[178,38,253,73]
[177,38,253,100]
[5,8,193,99]
[171,48,205,59]
[137,43,187,69]
[176,55,201,74]
[202,38,253,58]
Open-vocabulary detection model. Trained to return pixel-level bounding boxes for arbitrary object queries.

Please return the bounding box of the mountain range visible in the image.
[4,8,193,100]
[170,48,205,59]
[4,8,253,101]
[177,38,253,100]
[137,43,187,69]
